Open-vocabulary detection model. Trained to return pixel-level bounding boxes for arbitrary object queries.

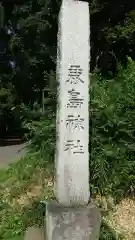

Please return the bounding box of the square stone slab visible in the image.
[46,201,101,240]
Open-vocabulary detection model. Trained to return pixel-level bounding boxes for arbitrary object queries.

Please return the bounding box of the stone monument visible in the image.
[55,0,90,206]
[46,0,101,239]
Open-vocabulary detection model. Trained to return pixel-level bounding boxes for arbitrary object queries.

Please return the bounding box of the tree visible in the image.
[1,0,135,136]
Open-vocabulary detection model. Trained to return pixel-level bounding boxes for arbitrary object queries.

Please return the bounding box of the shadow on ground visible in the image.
[0,138,25,147]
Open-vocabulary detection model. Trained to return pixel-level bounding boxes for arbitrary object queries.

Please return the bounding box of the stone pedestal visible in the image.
[44,1,101,239]
[46,201,101,240]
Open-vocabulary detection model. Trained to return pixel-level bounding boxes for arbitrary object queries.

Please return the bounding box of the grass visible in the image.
[0,152,135,239]
[90,59,135,198]
[97,196,135,239]
[0,151,54,239]
[1,59,135,239]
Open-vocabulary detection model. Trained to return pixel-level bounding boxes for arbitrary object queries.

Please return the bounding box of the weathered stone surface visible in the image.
[55,0,90,206]
[45,1,101,239]
[46,201,101,240]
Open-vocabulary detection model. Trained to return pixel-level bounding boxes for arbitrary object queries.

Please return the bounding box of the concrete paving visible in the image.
[0,143,26,168]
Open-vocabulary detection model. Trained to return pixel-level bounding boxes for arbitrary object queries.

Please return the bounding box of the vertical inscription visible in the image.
[66,114,84,131]
[67,88,84,108]
[64,140,84,154]
[65,65,85,155]
[56,0,90,204]
[66,65,84,84]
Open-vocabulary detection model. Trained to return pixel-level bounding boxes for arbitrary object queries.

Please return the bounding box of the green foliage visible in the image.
[25,117,56,160]
[0,87,14,113]
[22,70,57,141]
[1,0,135,134]
[99,220,122,240]
[1,1,135,238]
[0,150,53,239]
[2,58,135,237]
[0,201,25,239]
[90,58,135,198]
[0,86,15,137]
[21,58,135,201]
[20,102,43,123]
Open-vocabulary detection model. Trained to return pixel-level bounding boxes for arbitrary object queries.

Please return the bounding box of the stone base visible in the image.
[45,201,101,240]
